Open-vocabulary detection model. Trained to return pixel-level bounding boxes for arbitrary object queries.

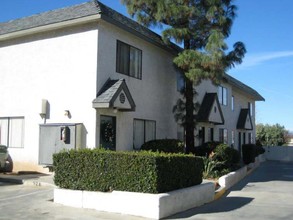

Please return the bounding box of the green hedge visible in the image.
[53,148,203,194]
[140,139,185,153]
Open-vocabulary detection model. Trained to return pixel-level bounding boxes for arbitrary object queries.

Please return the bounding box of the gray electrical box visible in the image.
[39,123,87,165]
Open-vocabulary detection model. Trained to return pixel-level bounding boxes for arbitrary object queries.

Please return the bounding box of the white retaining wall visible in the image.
[54,182,215,219]
[264,146,293,162]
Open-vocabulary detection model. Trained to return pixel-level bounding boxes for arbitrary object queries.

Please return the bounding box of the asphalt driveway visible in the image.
[170,160,293,220]
[1,160,293,219]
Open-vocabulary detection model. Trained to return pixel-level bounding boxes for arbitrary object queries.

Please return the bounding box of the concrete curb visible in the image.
[214,187,226,200]
[213,155,266,201]
[23,178,55,187]
[0,177,23,184]
[0,174,55,187]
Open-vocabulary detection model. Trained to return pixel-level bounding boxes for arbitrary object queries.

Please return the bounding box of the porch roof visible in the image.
[237,108,253,130]
[92,79,135,111]
[196,93,225,125]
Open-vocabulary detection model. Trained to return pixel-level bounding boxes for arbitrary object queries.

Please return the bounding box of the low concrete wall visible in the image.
[54,182,215,219]
[218,154,265,189]
[264,146,293,162]
[218,166,247,189]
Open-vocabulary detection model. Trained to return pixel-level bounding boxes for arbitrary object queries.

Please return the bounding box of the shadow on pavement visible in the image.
[167,196,254,219]
[232,161,293,191]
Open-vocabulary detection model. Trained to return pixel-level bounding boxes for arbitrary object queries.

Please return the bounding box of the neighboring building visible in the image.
[0,1,264,171]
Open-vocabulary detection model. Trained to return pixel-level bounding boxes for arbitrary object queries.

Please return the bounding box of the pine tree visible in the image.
[122,0,246,153]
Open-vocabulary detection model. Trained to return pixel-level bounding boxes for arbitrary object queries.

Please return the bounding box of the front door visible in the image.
[100,115,116,150]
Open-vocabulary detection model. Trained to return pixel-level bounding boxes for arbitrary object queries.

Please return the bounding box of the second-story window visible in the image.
[218,86,227,106]
[248,102,253,116]
[116,40,142,79]
[176,71,185,92]
[231,95,234,111]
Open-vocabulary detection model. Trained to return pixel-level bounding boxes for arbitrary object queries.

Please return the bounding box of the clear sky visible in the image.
[1,0,292,132]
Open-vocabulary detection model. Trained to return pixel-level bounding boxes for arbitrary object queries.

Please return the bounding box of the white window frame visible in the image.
[176,71,185,92]
[133,119,156,150]
[116,40,142,79]
[218,86,228,106]
[248,102,253,116]
[0,117,25,148]
[219,128,228,144]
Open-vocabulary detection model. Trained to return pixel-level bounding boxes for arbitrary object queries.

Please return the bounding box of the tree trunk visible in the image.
[184,39,195,154]
[185,78,195,153]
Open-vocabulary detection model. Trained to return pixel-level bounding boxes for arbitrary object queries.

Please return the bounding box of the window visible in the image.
[231,96,234,111]
[176,71,185,92]
[116,40,142,79]
[248,133,252,144]
[208,127,214,142]
[133,119,156,149]
[248,102,253,116]
[231,130,235,145]
[219,128,228,144]
[198,127,205,145]
[0,117,25,148]
[218,86,227,106]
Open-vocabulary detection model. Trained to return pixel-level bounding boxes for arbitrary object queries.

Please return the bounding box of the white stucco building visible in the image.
[0,1,264,171]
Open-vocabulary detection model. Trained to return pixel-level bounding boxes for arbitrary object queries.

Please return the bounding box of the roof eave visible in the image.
[0,14,101,41]
[223,74,265,102]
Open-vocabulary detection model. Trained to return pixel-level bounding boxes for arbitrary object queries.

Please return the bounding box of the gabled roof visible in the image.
[223,74,265,101]
[92,79,135,111]
[0,0,264,102]
[196,93,225,125]
[0,0,180,53]
[237,108,253,130]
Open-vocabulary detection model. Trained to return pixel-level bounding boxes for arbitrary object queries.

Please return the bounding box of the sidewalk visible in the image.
[0,171,55,187]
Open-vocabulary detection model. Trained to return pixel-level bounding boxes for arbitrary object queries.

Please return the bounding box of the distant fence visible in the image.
[264,146,293,162]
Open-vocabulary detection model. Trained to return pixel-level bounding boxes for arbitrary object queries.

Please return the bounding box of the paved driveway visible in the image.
[170,160,293,220]
[1,161,293,219]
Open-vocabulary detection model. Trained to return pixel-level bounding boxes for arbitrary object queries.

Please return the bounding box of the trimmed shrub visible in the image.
[242,144,256,164]
[194,141,222,157]
[140,139,184,153]
[53,148,203,194]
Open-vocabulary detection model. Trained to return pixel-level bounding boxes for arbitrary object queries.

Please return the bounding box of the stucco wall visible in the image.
[0,23,98,166]
[195,79,257,149]
[95,21,179,151]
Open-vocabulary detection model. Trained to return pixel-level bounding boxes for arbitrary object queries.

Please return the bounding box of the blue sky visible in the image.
[1,0,292,132]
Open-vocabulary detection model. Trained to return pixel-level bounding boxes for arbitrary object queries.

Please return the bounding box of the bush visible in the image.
[140,139,184,153]
[255,145,265,156]
[213,144,241,170]
[242,144,256,164]
[194,141,222,157]
[202,157,224,179]
[53,148,203,194]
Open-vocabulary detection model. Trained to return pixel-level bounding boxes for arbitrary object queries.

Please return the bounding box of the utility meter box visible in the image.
[39,123,87,165]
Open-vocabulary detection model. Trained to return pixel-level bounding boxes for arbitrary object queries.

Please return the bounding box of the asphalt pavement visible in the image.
[1,160,293,219]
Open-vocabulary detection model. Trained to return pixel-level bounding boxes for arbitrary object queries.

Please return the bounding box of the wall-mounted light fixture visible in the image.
[64,110,72,119]
[40,99,50,123]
